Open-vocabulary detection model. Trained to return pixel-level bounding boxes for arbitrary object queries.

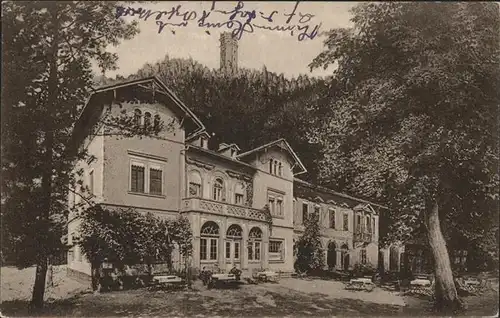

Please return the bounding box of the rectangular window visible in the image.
[225,241,231,259]
[68,248,74,262]
[235,193,244,205]
[267,190,284,218]
[329,209,336,229]
[366,216,371,233]
[234,242,240,259]
[131,165,145,193]
[314,206,320,217]
[269,240,284,261]
[149,168,162,195]
[276,199,283,217]
[89,170,94,195]
[248,243,253,260]
[343,213,349,231]
[269,241,282,253]
[209,238,218,260]
[189,182,201,197]
[255,241,261,260]
[268,197,275,215]
[356,215,362,232]
[200,238,207,260]
[372,218,376,235]
[302,203,309,223]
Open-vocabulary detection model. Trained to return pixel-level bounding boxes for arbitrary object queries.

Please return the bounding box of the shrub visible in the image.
[79,205,193,290]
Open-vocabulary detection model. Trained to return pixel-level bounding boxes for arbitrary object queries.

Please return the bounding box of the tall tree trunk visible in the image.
[425,200,465,314]
[91,261,100,292]
[31,258,48,309]
[31,5,59,309]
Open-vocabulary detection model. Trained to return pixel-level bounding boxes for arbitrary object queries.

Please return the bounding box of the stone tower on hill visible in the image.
[220,32,238,75]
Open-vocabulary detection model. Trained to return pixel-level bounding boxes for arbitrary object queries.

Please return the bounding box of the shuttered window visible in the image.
[149,168,162,195]
[131,165,145,193]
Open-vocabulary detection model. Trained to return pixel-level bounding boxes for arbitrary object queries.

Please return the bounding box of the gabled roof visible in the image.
[353,203,377,214]
[75,76,205,139]
[219,143,241,152]
[294,178,388,210]
[236,138,307,175]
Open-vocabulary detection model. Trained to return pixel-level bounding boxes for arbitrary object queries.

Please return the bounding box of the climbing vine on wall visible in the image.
[244,180,253,206]
[262,204,273,236]
[79,205,193,267]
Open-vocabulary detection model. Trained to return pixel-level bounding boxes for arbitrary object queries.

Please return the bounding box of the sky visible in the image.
[102,1,356,79]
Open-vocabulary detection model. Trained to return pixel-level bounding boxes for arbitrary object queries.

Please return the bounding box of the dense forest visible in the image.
[95,56,339,182]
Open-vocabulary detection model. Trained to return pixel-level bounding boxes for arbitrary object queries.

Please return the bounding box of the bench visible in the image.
[150,275,185,290]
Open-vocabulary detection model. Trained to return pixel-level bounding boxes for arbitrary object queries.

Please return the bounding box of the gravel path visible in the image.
[275,278,407,306]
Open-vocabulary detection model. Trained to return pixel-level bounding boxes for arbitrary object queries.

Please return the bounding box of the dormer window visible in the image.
[200,137,208,149]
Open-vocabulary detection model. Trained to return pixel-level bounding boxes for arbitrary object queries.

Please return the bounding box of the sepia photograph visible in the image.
[1,1,498,317]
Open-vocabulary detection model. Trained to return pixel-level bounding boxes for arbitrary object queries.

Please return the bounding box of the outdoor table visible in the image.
[211,273,237,281]
[464,278,481,287]
[408,278,432,295]
[257,271,279,282]
[410,279,431,287]
[346,278,375,291]
[152,275,184,290]
[207,273,237,289]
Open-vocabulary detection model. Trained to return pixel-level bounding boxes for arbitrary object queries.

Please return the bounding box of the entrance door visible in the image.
[226,224,243,270]
[343,254,350,271]
[327,242,337,270]
[225,239,241,269]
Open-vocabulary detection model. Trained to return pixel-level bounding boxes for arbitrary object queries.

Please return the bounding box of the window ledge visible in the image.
[248,260,261,263]
[272,215,285,219]
[128,191,166,199]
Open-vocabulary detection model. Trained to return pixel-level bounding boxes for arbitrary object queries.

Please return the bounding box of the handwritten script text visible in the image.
[115,1,322,42]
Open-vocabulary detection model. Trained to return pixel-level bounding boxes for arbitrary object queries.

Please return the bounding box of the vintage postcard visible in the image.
[1,1,498,317]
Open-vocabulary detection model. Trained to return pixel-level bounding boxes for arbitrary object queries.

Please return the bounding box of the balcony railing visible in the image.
[182,197,267,222]
[353,231,373,243]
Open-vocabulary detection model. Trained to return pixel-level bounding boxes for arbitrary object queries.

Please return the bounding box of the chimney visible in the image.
[220,32,238,75]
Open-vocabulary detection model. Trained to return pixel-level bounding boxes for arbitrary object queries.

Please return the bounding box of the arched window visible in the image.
[134,109,142,126]
[234,183,245,205]
[226,224,242,238]
[248,227,262,261]
[188,171,202,197]
[212,178,224,201]
[200,221,219,261]
[154,114,161,129]
[249,227,262,240]
[144,112,152,127]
